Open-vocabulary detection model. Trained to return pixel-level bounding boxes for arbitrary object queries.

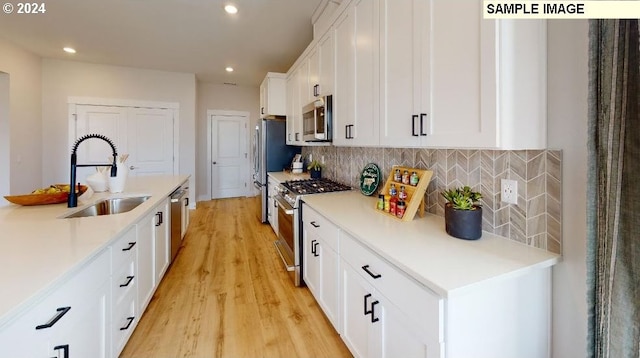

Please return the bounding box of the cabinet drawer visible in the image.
[112,296,136,356]
[340,232,443,337]
[112,225,137,269]
[303,205,340,251]
[112,255,136,306]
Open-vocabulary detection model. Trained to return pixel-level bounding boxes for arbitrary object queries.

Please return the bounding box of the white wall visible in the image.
[0,38,42,196]
[547,20,589,357]
[196,82,259,200]
[41,59,197,204]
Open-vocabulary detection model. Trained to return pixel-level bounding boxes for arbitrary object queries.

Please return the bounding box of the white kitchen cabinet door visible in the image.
[260,73,287,118]
[267,176,278,234]
[303,225,321,298]
[379,0,429,147]
[333,0,380,146]
[318,30,335,97]
[342,261,376,358]
[137,210,156,313]
[316,238,341,331]
[285,73,296,145]
[154,198,170,284]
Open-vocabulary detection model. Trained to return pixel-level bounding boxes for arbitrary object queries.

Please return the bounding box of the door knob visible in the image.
[129,165,139,170]
[212,161,217,165]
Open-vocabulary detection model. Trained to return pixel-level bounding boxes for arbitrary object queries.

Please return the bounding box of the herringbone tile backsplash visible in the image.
[302,147,562,254]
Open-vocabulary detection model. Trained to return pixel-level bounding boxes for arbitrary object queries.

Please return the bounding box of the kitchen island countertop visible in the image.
[0,175,188,326]
[302,191,560,298]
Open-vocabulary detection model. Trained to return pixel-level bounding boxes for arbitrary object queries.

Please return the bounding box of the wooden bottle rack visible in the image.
[376,166,433,221]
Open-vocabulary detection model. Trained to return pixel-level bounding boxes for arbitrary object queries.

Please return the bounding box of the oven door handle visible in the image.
[275,195,295,215]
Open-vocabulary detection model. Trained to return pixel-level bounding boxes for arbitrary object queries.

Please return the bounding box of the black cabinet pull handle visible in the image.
[52,344,69,358]
[311,239,317,255]
[313,84,319,97]
[370,299,380,323]
[36,306,71,330]
[185,197,189,207]
[345,125,349,139]
[122,242,136,251]
[310,221,320,228]
[420,113,427,136]
[362,265,382,279]
[364,293,374,316]
[313,241,319,257]
[119,275,135,287]
[261,107,265,115]
[156,212,163,226]
[295,132,300,141]
[120,316,135,331]
[412,114,419,136]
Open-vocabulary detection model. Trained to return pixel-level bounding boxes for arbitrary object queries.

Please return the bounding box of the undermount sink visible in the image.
[64,196,151,218]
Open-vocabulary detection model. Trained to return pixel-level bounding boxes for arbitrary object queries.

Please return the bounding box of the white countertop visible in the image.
[0,175,188,326]
[268,171,310,183]
[302,191,560,298]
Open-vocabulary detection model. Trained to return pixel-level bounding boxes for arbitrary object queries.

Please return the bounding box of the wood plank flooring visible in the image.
[120,197,352,358]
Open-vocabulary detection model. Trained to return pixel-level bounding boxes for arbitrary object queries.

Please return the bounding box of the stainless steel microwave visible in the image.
[302,95,332,142]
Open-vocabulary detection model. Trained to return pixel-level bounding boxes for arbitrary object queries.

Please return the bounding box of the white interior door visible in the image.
[210,113,248,199]
[74,105,128,184]
[126,108,174,176]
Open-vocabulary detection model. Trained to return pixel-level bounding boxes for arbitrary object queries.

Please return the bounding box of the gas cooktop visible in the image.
[282,178,351,195]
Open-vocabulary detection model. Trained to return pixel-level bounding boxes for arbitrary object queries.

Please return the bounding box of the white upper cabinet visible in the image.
[260,72,287,118]
[318,31,335,97]
[285,67,304,145]
[287,0,546,150]
[379,0,429,147]
[333,0,380,147]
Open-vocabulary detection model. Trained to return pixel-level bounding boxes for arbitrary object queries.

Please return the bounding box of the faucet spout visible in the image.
[68,134,118,208]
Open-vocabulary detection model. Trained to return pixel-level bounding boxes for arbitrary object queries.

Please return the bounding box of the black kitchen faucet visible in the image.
[68,134,118,208]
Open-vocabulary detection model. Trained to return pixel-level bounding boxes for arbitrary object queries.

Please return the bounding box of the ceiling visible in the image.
[0,0,322,86]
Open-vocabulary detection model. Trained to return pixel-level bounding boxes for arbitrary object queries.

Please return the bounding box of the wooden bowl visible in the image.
[4,184,88,206]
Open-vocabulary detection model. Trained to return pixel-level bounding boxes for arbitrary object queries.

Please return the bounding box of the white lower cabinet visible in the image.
[302,206,341,332]
[267,175,279,234]
[154,198,170,284]
[341,234,442,358]
[137,210,155,313]
[110,226,138,356]
[0,249,111,358]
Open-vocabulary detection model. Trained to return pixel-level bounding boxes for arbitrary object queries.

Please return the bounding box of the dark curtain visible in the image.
[588,19,640,358]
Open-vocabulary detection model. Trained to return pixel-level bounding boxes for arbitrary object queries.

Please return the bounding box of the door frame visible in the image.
[207,109,250,199]
[67,97,180,175]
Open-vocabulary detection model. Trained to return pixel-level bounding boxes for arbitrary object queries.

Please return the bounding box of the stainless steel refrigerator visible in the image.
[252,118,300,223]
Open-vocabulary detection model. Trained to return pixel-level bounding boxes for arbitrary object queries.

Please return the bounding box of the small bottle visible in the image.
[410,171,419,186]
[402,170,410,184]
[390,196,398,216]
[396,200,406,218]
[399,186,407,200]
[377,194,385,210]
[389,183,397,197]
[393,169,401,182]
[384,195,391,212]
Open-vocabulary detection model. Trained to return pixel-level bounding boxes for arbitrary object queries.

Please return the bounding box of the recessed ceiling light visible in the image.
[63,47,76,54]
[224,5,238,14]
[225,67,234,72]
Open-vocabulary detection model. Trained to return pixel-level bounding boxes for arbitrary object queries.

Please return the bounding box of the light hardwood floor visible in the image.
[120,197,352,358]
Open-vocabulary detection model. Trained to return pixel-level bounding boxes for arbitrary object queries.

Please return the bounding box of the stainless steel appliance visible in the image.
[274,178,351,286]
[252,118,301,223]
[302,95,332,142]
[170,186,189,262]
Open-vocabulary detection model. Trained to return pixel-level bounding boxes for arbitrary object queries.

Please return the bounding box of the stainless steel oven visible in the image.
[274,194,298,284]
[273,178,351,286]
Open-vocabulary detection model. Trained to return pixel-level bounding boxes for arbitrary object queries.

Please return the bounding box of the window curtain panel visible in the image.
[587,19,640,358]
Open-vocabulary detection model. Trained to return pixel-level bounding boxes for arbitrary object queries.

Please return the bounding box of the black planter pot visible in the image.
[310,169,322,179]
[444,205,483,240]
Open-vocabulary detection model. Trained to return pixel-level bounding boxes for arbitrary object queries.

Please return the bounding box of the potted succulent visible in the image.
[441,186,483,240]
[307,160,324,179]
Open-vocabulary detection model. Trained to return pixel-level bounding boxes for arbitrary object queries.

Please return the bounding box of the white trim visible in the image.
[207,109,251,200]
[68,96,179,110]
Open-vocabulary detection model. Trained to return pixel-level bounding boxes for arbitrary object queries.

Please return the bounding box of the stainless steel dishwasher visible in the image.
[170,187,189,262]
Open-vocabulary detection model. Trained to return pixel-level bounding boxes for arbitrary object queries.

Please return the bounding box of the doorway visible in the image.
[0,72,9,202]
[208,110,249,199]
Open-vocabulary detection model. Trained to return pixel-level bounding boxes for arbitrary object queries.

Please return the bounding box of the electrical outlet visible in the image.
[501,179,518,204]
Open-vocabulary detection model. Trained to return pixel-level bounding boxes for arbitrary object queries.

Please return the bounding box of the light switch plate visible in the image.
[501,179,518,205]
